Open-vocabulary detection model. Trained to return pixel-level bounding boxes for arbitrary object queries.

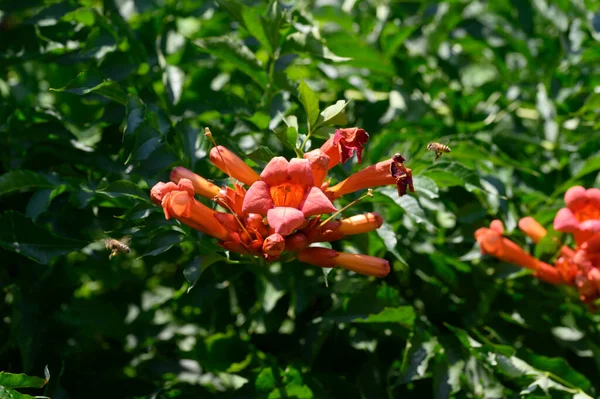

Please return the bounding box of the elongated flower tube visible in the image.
[326,159,397,199]
[151,179,229,241]
[210,145,260,186]
[170,166,220,199]
[298,247,390,277]
[475,220,562,284]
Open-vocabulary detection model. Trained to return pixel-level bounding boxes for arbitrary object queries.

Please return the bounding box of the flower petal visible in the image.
[564,186,586,210]
[267,207,305,236]
[299,186,337,216]
[288,158,314,186]
[260,157,290,186]
[587,188,600,208]
[242,181,274,215]
[554,208,579,232]
[579,219,600,233]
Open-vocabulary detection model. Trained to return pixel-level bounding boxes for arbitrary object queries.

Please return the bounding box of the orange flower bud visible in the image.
[210,145,260,186]
[297,247,390,277]
[285,233,309,251]
[263,233,285,259]
[170,167,220,199]
[339,212,383,235]
[518,217,547,244]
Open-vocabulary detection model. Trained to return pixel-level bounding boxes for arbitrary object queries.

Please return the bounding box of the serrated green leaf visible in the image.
[0,211,85,264]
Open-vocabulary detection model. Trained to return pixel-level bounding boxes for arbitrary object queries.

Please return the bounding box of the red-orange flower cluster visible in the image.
[150,127,414,277]
[475,186,600,305]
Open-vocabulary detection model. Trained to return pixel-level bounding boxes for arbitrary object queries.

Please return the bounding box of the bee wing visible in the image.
[120,236,132,246]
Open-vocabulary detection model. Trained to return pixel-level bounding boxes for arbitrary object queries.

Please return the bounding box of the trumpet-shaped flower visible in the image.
[554,186,600,245]
[149,125,415,277]
[242,157,337,235]
[475,187,600,305]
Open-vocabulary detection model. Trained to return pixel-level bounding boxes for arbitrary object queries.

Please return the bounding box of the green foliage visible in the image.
[0,368,49,399]
[2,0,600,398]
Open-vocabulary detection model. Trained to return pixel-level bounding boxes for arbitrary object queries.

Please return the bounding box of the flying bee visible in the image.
[105,237,131,259]
[427,142,451,161]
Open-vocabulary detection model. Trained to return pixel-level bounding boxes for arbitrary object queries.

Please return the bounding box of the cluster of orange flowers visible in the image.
[150,128,414,277]
[475,186,600,304]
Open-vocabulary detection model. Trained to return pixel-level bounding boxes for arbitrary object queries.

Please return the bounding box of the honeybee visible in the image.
[427,142,451,161]
[105,237,131,259]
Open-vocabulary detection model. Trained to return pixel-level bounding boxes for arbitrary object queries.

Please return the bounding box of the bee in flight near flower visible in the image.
[105,237,131,259]
[427,142,451,161]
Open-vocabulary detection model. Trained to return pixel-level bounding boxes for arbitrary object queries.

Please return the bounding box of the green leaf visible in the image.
[245,146,277,164]
[50,73,127,105]
[217,0,273,54]
[0,386,48,399]
[283,31,352,62]
[413,176,439,199]
[97,181,149,202]
[313,100,349,130]
[184,254,225,292]
[353,306,416,328]
[25,189,55,221]
[0,371,47,388]
[520,350,592,393]
[379,189,430,226]
[0,170,54,197]
[0,211,85,264]
[255,367,276,392]
[193,36,267,88]
[141,230,184,257]
[125,96,146,136]
[376,223,408,266]
[297,80,320,133]
[273,126,298,149]
[423,162,482,192]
